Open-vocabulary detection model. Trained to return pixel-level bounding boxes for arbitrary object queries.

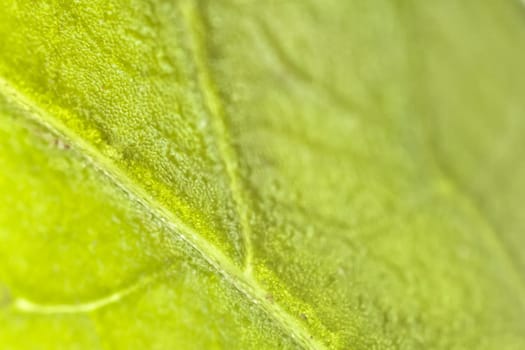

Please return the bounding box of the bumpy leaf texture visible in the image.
[0,1,524,349]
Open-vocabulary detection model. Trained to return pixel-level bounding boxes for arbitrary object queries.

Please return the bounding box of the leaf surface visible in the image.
[0,1,524,349]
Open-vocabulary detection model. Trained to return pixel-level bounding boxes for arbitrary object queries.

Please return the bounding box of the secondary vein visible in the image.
[179,0,255,276]
[13,273,155,315]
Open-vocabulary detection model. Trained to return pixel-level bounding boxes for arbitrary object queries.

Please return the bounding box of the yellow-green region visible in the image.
[0,1,524,349]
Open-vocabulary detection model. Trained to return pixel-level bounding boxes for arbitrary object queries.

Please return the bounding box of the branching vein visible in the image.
[0,73,326,350]
[179,1,255,276]
[13,273,155,315]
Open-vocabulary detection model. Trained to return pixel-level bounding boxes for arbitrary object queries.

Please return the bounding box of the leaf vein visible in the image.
[0,75,326,350]
[179,1,255,275]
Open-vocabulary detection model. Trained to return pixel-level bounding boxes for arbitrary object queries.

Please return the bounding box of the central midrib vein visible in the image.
[0,77,326,350]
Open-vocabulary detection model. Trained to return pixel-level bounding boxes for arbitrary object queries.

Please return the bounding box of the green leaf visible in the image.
[0,1,524,349]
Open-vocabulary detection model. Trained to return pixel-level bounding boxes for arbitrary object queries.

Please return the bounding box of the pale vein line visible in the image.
[252,19,363,115]
[0,77,326,349]
[13,274,153,315]
[179,1,255,275]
